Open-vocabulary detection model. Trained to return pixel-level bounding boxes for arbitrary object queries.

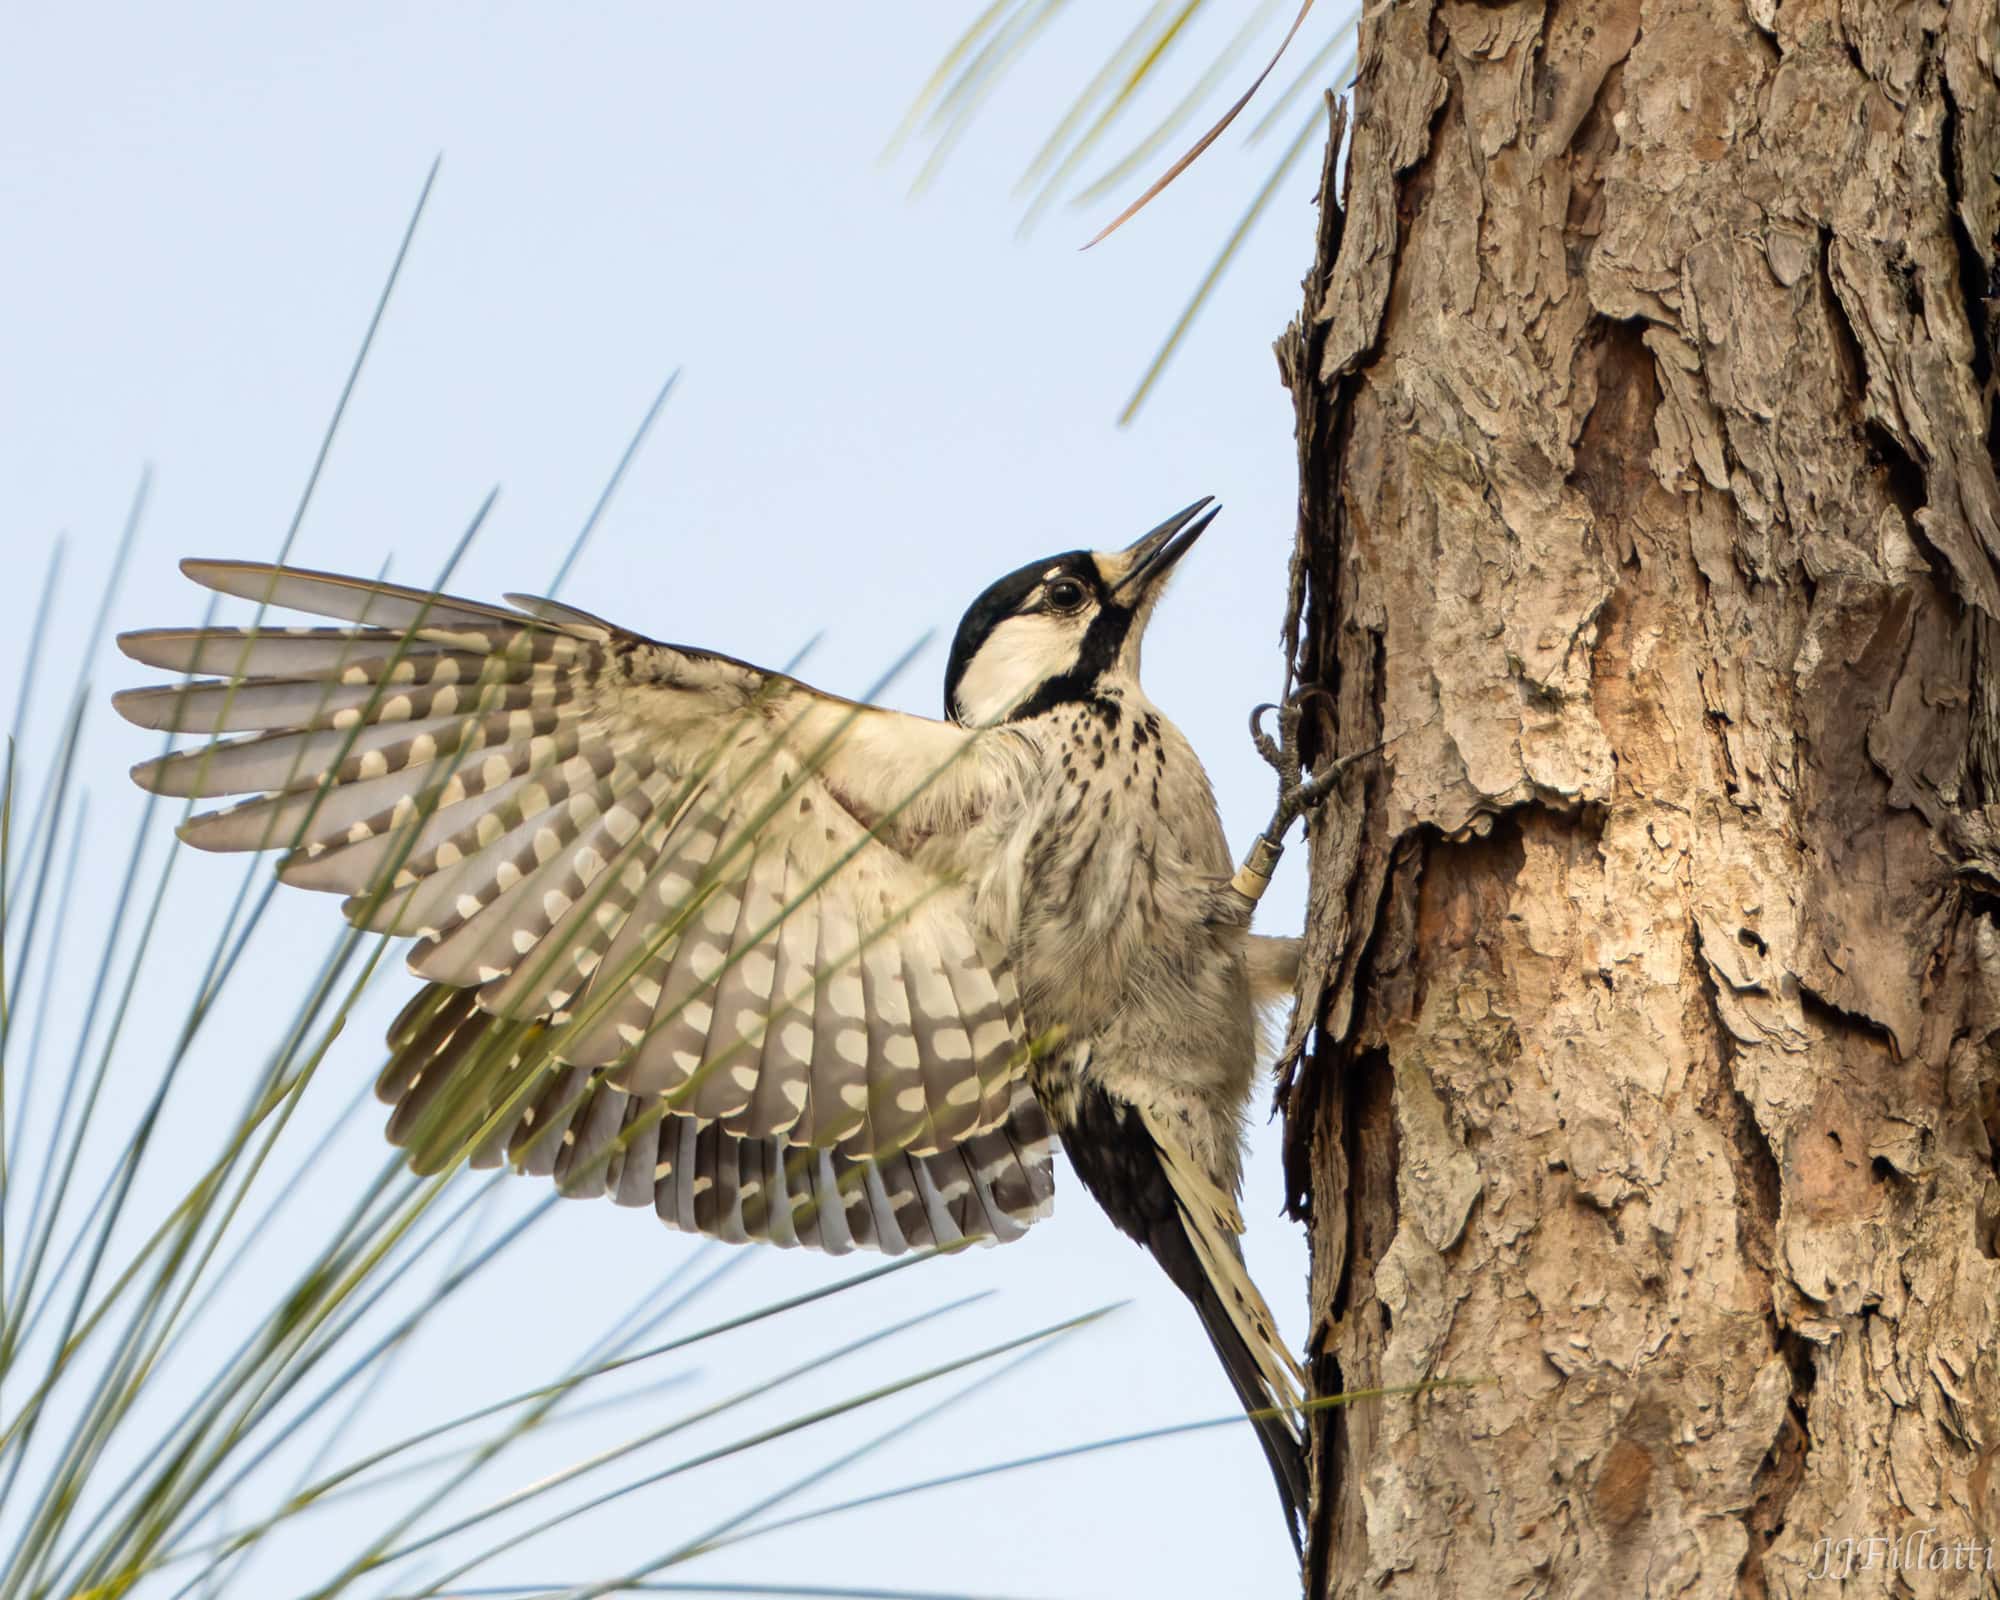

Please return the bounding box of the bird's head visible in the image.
[943,498,1219,727]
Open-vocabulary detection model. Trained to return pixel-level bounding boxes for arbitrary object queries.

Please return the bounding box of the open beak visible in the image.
[1112,496,1220,602]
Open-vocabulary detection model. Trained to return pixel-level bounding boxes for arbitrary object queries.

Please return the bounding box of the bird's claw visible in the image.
[1232,691,1374,904]
[1251,690,1354,838]
[1248,701,1290,774]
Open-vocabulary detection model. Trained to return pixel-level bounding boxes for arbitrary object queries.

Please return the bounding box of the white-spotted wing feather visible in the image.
[118,560,1040,1186]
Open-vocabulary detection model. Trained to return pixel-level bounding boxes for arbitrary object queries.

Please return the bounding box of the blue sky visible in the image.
[0,6,1338,1594]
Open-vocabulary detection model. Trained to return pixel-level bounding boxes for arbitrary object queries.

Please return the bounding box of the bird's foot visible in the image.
[1231,692,1377,904]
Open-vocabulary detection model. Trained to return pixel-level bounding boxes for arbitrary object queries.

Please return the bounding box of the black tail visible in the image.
[1056,1084,1307,1555]
[1152,1210,1308,1553]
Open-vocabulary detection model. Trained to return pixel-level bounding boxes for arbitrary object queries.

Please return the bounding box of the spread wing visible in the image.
[115,560,1054,1241]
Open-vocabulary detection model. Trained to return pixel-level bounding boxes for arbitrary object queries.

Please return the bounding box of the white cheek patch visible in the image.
[956,613,1088,725]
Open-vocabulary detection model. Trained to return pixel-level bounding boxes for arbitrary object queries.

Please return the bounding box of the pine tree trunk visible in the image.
[1277,0,2000,1592]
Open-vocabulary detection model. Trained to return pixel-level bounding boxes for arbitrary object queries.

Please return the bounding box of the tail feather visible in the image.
[1057,1085,1308,1554]
[1181,1240,1309,1553]
[1135,1101,1307,1556]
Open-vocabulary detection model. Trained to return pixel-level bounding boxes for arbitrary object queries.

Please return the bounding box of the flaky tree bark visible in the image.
[1275,0,2000,1593]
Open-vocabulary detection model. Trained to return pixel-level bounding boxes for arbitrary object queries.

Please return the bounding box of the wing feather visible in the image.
[564,797,724,1069]
[771,1142,813,1250]
[803,891,869,1149]
[179,559,515,628]
[363,748,601,958]
[641,848,744,1105]
[733,842,816,1142]
[689,836,781,1121]
[852,897,924,1159]
[931,922,1022,1134]
[298,742,619,906]
[689,1122,722,1236]
[554,1073,626,1201]
[160,699,574,808]
[475,762,686,1018]
[117,560,1044,1194]
[900,923,982,1149]
[113,668,563,737]
[833,1147,877,1252]
[658,1117,701,1234]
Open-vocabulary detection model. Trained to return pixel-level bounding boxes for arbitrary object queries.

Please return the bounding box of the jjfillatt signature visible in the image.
[1807,1530,1995,1580]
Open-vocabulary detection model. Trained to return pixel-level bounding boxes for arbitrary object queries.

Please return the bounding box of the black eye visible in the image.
[1045,578,1087,613]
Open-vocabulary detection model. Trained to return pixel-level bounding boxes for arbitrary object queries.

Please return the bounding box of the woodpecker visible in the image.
[112,498,1326,1548]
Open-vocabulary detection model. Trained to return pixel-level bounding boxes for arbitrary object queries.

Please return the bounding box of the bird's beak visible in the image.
[1110,497,1220,602]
